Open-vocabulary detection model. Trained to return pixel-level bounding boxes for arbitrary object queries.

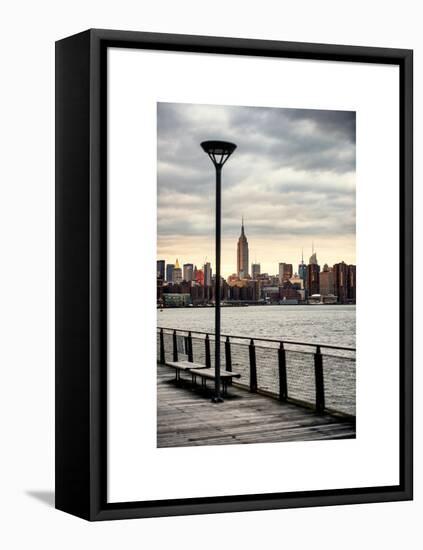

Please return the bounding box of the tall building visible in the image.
[348,265,356,302]
[237,218,249,278]
[278,262,293,283]
[298,249,307,283]
[166,263,174,283]
[332,262,356,303]
[173,258,182,283]
[333,261,349,303]
[307,262,320,296]
[309,251,318,265]
[203,262,212,286]
[320,264,334,296]
[157,260,165,280]
[183,263,193,282]
[251,263,261,280]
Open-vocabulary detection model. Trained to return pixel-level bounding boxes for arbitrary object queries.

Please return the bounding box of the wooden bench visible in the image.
[165,361,208,381]
[189,367,241,396]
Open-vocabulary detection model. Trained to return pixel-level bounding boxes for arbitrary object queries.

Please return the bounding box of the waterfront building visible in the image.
[261,286,280,303]
[347,265,356,303]
[163,293,191,307]
[333,261,350,303]
[227,278,259,302]
[203,262,212,287]
[279,262,293,283]
[251,263,261,280]
[280,281,301,302]
[237,218,249,278]
[191,283,207,305]
[166,263,174,283]
[306,262,320,296]
[173,259,182,283]
[157,260,165,280]
[212,276,229,301]
[320,264,334,296]
[183,263,193,282]
[157,278,163,303]
[308,293,322,304]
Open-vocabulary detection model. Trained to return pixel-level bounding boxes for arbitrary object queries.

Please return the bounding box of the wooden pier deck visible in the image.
[157,364,356,448]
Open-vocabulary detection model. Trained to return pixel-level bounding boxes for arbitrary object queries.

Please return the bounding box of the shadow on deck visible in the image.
[157,364,356,448]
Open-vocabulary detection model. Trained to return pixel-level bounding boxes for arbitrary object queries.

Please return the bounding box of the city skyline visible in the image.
[157,102,356,277]
[158,220,353,280]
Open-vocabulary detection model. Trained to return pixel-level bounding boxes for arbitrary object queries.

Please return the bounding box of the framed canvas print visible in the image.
[55,29,413,520]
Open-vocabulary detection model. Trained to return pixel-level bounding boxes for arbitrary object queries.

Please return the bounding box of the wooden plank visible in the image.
[156,364,355,448]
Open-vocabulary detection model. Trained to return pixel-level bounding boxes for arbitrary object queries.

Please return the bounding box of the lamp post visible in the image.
[200,140,237,402]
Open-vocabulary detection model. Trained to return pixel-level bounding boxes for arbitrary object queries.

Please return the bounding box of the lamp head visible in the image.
[201,140,237,167]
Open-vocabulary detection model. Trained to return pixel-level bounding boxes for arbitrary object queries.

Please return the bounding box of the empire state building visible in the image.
[237,218,249,278]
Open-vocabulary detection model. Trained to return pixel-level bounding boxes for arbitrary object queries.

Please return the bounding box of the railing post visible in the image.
[314,345,325,413]
[159,328,165,364]
[278,342,287,401]
[249,338,257,392]
[225,336,232,386]
[225,336,232,372]
[187,331,193,362]
[205,334,211,369]
[172,330,178,362]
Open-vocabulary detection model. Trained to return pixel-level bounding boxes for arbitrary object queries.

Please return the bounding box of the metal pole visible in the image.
[213,165,223,402]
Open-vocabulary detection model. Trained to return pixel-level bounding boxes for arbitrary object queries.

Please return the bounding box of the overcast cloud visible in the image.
[157,102,356,276]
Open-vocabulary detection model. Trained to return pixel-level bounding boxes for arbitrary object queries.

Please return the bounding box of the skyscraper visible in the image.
[333,261,349,303]
[278,262,293,283]
[237,218,249,278]
[298,249,307,283]
[251,263,261,280]
[157,260,165,280]
[203,262,212,287]
[309,251,318,265]
[307,264,320,296]
[320,264,334,296]
[173,259,182,283]
[348,265,356,303]
[166,263,174,283]
[306,248,320,296]
[183,263,193,282]
[333,262,356,304]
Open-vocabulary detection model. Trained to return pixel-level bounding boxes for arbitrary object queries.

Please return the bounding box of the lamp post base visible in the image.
[211,396,224,403]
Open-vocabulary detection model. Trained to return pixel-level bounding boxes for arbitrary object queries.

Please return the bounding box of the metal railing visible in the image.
[157,327,356,417]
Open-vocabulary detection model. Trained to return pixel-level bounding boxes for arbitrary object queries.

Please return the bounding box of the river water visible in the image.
[157,305,356,348]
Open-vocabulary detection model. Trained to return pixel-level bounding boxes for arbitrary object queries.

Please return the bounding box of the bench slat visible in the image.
[166,361,208,371]
[189,367,241,379]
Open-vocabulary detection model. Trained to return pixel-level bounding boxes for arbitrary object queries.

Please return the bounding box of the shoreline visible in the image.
[157,302,356,309]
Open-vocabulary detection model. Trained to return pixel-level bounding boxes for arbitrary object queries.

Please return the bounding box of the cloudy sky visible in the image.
[157,102,356,278]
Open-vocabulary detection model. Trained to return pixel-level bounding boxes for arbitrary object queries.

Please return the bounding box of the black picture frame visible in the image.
[55,28,413,521]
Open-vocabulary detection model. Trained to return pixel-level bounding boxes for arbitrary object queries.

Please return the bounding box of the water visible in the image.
[157,305,356,348]
[157,305,356,415]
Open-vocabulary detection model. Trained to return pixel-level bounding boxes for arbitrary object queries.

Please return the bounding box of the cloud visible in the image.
[157,102,356,273]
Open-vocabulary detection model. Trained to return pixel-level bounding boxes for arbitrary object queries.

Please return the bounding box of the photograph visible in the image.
[156,102,357,448]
